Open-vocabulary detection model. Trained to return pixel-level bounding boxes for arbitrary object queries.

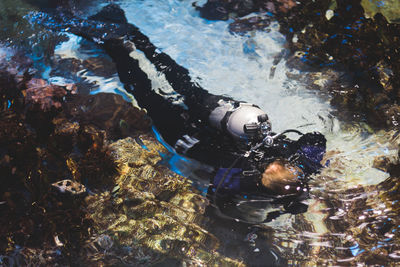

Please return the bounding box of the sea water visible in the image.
[52,0,400,263]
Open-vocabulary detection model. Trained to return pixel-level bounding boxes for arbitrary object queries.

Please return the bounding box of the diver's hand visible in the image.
[174,135,199,154]
[297,131,326,148]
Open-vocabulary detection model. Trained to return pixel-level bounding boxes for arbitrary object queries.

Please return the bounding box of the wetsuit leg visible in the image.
[101,38,193,145]
[36,6,239,163]
[121,24,232,118]
[90,4,235,122]
[36,5,235,133]
[100,38,238,165]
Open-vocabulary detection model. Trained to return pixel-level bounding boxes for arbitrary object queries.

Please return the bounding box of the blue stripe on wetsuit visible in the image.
[213,168,242,192]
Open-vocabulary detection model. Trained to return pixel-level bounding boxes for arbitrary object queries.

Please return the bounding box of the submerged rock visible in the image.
[274,1,400,129]
[0,52,142,264]
[83,136,244,266]
[195,1,230,21]
[0,62,119,265]
[312,174,400,265]
[196,0,400,130]
[0,49,245,265]
[195,0,297,21]
[229,14,272,34]
[63,93,151,140]
[361,0,400,23]
[52,179,86,195]
[25,78,76,110]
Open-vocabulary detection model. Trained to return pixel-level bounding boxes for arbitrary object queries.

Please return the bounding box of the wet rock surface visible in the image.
[63,93,151,140]
[0,52,118,264]
[84,137,243,266]
[3,0,400,265]
[0,49,245,265]
[306,174,400,265]
[195,0,297,21]
[280,1,400,129]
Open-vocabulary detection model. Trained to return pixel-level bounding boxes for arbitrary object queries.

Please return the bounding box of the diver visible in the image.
[35,4,327,222]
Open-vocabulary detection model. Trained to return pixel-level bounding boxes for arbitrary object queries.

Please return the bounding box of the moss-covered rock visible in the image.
[361,0,400,23]
[196,1,400,129]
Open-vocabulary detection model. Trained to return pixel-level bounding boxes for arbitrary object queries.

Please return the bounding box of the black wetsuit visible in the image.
[35,4,326,203]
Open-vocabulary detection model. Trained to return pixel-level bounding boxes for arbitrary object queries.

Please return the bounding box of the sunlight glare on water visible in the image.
[118,0,327,133]
[49,0,400,264]
[116,0,395,185]
[53,0,397,185]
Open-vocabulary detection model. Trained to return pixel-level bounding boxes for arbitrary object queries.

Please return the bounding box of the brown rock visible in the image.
[373,155,398,172]
[64,93,152,139]
[25,78,67,110]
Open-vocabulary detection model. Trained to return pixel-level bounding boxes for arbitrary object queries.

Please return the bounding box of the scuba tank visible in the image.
[209,99,271,141]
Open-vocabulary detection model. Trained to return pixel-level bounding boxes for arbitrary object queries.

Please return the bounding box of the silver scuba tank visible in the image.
[209,99,271,140]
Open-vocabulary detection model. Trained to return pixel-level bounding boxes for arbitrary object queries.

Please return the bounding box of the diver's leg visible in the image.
[37,5,235,126]
[88,4,233,120]
[101,38,193,146]
[117,24,234,123]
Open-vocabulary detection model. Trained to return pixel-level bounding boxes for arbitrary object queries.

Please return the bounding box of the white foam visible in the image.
[54,34,86,60]
[54,33,136,104]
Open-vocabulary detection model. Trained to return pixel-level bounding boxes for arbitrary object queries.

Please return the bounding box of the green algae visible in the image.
[361,0,400,23]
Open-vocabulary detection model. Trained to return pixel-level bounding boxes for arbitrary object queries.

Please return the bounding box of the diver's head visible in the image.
[209,101,271,141]
[228,105,270,140]
[261,160,306,195]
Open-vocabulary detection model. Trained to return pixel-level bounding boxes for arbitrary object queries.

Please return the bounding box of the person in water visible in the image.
[37,4,326,221]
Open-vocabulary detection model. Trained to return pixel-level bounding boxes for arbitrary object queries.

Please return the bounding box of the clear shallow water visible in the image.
[51,0,400,264]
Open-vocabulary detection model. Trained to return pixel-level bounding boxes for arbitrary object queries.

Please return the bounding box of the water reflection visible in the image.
[50,2,400,265]
[2,0,400,265]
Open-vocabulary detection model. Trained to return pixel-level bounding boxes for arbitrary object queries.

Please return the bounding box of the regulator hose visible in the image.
[211,128,305,224]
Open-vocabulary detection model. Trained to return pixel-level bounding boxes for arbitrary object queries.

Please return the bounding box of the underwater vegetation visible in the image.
[0,48,244,265]
[84,136,244,266]
[0,50,119,265]
[2,0,400,265]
